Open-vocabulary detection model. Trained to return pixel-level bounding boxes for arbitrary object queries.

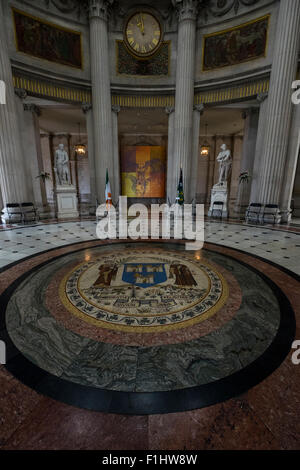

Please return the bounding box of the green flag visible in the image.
[176,168,184,205]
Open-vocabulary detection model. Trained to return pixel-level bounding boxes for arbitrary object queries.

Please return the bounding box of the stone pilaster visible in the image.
[172,0,198,202]
[234,107,259,217]
[89,0,114,203]
[111,105,120,203]
[190,104,204,203]
[21,103,49,212]
[0,2,29,207]
[258,0,300,209]
[280,101,300,223]
[82,102,97,213]
[165,106,175,203]
[250,93,268,203]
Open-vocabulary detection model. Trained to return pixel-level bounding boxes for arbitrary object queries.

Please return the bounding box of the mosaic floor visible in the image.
[1,240,295,414]
[0,220,299,448]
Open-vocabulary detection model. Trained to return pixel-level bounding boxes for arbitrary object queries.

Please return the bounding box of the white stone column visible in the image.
[111,105,120,203]
[250,93,268,203]
[82,102,97,213]
[258,0,300,207]
[280,101,300,223]
[234,107,259,216]
[172,0,198,201]
[165,106,175,204]
[0,2,29,207]
[89,0,114,203]
[190,104,204,203]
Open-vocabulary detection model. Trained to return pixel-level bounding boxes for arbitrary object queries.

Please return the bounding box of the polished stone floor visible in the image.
[0,219,299,274]
[0,219,299,449]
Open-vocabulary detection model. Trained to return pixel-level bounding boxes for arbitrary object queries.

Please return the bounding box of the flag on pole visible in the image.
[176,167,184,205]
[105,169,112,209]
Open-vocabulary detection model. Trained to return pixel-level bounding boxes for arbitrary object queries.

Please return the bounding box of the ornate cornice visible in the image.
[43,0,88,20]
[89,0,114,21]
[202,0,261,20]
[172,0,200,22]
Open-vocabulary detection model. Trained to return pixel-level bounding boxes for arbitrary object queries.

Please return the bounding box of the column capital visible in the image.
[89,0,114,21]
[112,105,121,114]
[165,106,175,115]
[23,103,41,116]
[194,103,204,114]
[257,92,268,104]
[15,88,27,100]
[172,0,199,22]
[82,102,92,114]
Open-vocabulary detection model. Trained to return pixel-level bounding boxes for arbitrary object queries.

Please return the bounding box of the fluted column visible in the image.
[190,104,204,203]
[234,107,259,216]
[82,103,97,213]
[111,105,120,202]
[258,0,300,207]
[280,100,300,223]
[250,93,268,203]
[0,2,29,207]
[172,0,198,202]
[165,106,175,203]
[89,0,114,203]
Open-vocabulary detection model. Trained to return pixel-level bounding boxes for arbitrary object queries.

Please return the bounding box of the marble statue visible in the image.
[216,143,232,185]
[54,144,71,186]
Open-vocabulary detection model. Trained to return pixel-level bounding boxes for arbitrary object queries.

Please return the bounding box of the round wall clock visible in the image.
[124,11,163,58]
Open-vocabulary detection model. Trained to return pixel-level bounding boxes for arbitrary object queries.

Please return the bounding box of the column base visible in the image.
[280,209,292,224]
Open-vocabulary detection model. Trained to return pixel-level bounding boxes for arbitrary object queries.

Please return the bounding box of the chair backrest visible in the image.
[6,203,21,214]
[21,202,34,208]
[213,201,223,207]
[249,203,262,208]
[264,204,278,210]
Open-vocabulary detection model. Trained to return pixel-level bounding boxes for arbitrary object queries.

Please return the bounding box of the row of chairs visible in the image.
[245,203,280,224]
[2,203,39,224]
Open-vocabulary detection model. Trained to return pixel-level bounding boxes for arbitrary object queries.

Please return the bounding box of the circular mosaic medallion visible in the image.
[60,249,228,332]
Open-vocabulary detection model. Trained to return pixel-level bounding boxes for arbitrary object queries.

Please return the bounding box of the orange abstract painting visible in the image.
[121,146,166,198]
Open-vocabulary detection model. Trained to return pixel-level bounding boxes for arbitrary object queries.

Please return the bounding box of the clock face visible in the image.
[124,12,163,58]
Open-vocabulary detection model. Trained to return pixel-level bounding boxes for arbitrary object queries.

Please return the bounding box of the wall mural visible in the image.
[121,146,166,198]
[13,8,82,69]
[203,15,269,71]
[117,41,170,76]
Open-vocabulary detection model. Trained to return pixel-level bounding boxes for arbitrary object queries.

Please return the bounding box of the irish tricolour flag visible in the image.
[105,169,112,209]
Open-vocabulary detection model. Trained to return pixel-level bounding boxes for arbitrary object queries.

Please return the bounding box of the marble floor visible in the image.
[0,218,299,274]
[0,219,299,449]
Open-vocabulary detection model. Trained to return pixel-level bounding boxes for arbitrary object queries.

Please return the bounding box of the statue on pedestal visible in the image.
[54,144,71,186]
[208,144,232,218]
[216,143,232,186]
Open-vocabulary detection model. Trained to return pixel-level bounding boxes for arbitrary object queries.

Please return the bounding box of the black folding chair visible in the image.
[262,204,280,225]
[211,201,224,219]
[245,203,262,224]
[5,204,23,224]
[21,203,39,224]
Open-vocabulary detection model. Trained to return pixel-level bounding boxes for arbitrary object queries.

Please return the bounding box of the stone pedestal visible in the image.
[56,185,79,220]
[208,183,229,218]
